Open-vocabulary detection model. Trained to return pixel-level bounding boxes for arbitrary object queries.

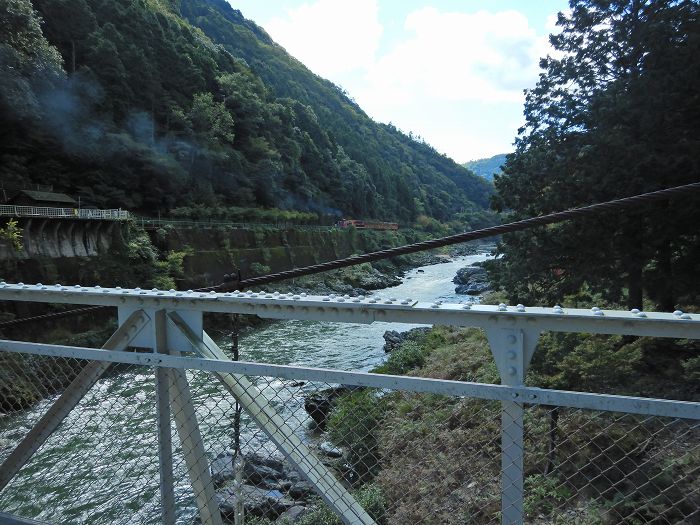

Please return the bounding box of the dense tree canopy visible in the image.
[491,0,700,310]
[0,0,494,226]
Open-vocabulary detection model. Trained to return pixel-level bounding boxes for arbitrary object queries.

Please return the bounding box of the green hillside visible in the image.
[1,0,493,225]
[462,153,507,181]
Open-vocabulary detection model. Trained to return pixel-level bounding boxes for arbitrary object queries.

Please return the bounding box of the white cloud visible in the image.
[356,8,549,111]
[265,0,382,78]
[259,2,558,161]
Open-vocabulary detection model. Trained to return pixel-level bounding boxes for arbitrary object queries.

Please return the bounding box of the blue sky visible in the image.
[227,1,569,162]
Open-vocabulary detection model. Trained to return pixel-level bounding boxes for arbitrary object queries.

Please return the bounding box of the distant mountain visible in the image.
[463,154,508,181]
[1,0,494,224]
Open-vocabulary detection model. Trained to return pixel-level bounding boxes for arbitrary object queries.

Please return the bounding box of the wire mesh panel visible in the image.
[0,353,162,524]
[2,348,699,525]
[523,406,700,524]
[162,369,506,525]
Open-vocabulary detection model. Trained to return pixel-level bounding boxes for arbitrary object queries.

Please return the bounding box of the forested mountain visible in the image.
[0,0,493,224]
[462,154,507,181]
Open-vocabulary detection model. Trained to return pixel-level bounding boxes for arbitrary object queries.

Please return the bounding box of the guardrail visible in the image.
[0,205,129,221]
[0,283,698,524]
[135,217,335,231]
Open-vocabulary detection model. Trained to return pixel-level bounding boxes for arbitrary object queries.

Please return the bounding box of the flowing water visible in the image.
[0,253,491,524]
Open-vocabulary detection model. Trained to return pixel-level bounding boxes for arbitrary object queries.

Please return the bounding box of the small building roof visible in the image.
[14,190,77,205]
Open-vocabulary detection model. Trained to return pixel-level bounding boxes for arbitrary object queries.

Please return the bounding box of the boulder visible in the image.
[212,452,289,487]
[217,484,296,519]
[382,330,404,353]
[304,386,360,429]
[288,480,314,499]
[318,441,343,458]
[453,266,487,285]
[454,266,491,295]
[382,327,431,353]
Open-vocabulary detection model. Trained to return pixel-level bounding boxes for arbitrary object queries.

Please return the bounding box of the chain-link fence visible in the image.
[1,347,698,525]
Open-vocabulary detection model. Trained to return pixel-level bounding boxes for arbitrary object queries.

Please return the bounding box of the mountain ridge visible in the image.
[1,0,494,226]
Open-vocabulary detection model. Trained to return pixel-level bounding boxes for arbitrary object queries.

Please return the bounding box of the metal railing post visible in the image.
[486,327,539,525]
[154,310,176,525]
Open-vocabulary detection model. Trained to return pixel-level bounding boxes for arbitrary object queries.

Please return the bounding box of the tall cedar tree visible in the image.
[491,0,700,310]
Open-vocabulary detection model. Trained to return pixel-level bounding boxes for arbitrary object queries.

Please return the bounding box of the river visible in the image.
[0,253,491,524]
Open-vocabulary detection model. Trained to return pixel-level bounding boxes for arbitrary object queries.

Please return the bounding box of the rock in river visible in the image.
[453,266,491,295]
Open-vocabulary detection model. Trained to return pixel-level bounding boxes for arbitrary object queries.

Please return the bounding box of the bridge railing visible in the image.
[135,216,334,231]
[0,205,129,220]
[0,283,698,525]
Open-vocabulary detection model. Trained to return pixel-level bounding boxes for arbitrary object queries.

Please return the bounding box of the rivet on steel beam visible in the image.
[390,297,397,301]
[135,287,141,291]
[338,298,346,302]
[516,304,525,312]
[673,310,683,316]
[507,334,517,344]
[359,295,365,300]
[636,311,647,318]
[384,300,393,304]
[36,283,43,287]
[301,293,307,297]
[498,304,507,311]
[431,303,440,308]
[368,298,377,303]
[462,304,471,309]
[553,305,564,314]
[680,313,692,320]
[322,296,330,301]
[18,282,24,286]
[265,294,273,299]
[594,310,604,316]
[401,300,410,305]
[293,295,301,300]
[353,298,361,303]
[507,350,517,359]
[508,367,517,376]
[630,308,640,314]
